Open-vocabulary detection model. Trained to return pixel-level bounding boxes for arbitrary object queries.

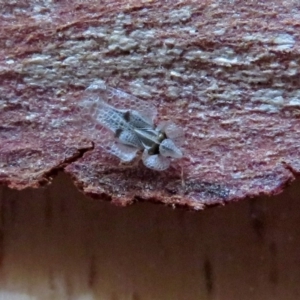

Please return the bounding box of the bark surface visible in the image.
[1,0,300,209]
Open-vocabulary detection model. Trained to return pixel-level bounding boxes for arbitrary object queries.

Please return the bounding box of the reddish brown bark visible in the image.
[1,0,300,209]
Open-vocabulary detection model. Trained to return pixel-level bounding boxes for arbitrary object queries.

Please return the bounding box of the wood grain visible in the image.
[0,173,299,299]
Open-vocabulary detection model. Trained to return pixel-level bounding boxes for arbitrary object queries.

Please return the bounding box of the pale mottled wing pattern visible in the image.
[79,82,156,162]
[86,81,157,125]
[142,150,171,171]
[102,86,157,125]
[107,141,139,162]
[159,138,183,158]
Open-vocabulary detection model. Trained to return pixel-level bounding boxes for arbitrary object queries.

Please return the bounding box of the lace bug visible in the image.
[79,80,184,171]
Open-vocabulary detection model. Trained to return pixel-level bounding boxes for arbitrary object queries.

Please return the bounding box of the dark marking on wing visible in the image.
[115,128,123,138]
[123,110,131,122]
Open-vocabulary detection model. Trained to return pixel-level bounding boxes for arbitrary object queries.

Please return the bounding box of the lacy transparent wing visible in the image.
[103,86,157,125]
[86,80,157,126]
[107,140,139,162]
[142,150,171,171]
[157,121,185,147]
[159,138,183,158]
[93,125,139,162]
[78,81,157,162]
[94,101,133,133]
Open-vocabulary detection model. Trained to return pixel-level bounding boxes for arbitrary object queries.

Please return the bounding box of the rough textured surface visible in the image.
[1,0,300,209]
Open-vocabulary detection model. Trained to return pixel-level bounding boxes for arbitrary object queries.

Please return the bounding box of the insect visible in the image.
[79,80,185,171]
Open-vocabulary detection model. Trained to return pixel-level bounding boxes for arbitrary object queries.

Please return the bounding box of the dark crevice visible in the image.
[39,143,94,185]
[281,160,300,177]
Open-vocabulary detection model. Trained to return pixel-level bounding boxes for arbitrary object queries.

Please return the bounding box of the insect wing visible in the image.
[142,150,170,171]
[159,138,183,158]
[116,129,143,149]
[157,121,185,147]
[96,103,133,134]
[108,141,139,162]
[126,110,154,129]
[89,124,139,162]
[90,82,157,126]
[109,87,156,124]
[79,82,156,163]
